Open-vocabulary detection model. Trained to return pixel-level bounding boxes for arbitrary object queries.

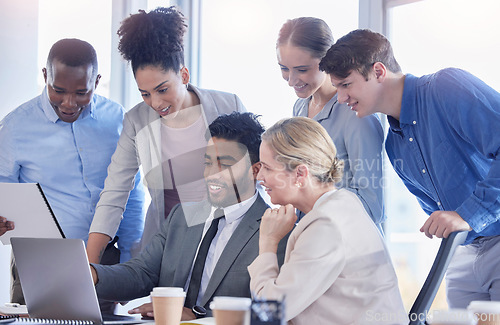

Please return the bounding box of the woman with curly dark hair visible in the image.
[87,6,245,264]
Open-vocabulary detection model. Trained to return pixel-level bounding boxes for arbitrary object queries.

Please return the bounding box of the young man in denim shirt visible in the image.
[319,28,500,308]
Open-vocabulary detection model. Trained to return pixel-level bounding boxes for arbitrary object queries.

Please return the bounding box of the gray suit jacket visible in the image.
[94,194,287,311]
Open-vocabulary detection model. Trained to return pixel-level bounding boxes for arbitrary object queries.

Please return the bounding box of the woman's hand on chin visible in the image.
[259,204,297,253]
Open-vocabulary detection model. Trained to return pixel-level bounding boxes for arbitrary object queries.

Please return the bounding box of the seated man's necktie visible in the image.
[185,208,225,307]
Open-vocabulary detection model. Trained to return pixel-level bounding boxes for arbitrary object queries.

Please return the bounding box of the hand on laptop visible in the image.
[128,302,154,318]
[128,303,196,321]
[0,216,14,236]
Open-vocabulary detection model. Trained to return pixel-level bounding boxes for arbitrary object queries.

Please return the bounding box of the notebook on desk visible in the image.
[11,237,145,325]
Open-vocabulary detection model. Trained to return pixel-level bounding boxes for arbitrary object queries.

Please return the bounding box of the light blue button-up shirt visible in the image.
[0,88,145,261]
[385,69,500,244]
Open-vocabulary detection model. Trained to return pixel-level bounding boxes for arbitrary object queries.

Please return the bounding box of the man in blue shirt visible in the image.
[319,29,500,308]
[0,39,145,304]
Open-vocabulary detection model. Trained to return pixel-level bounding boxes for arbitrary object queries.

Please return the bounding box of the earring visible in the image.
[295,182,303,188]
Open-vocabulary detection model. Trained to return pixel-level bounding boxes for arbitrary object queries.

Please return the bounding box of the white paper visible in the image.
[0,183,64,245]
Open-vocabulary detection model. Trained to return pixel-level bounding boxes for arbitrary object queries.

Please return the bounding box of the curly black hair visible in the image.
[207,112,265,165]
[117,6,187,73]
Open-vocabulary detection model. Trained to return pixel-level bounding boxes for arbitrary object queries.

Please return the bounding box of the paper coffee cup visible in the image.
[429,309,476,325]
[468,301,500,325]
[151,287,186,325]
[210,296,251,325]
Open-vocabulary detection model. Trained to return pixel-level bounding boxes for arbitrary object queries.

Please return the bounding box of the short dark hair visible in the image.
[319,29,401,80]
[207,112,265,165]
[118,6,187,74]
[277,17,334,59]
[46,38,98,79]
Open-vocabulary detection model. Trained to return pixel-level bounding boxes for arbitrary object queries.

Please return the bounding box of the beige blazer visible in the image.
[249,189,407,325]
[90,84,245,252]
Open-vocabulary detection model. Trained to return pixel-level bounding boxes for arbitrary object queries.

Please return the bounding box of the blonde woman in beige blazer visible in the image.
[87,7,245,263]
[250,117,407,325]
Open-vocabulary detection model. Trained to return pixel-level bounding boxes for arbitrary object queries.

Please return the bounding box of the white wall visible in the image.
[198,0,359,128]
[0,0,39,304]
[0,0,39,118]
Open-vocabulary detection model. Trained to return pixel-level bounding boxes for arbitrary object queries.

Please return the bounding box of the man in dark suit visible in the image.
[91,112,287,321]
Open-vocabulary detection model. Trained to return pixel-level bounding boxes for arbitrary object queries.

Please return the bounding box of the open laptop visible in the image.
[11,237,147,325]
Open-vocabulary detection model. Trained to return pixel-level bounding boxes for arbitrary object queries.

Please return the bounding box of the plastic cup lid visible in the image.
[468,301,500,314]
[150,287,186,297]
[429,309,476,325]
[209,296,252,311]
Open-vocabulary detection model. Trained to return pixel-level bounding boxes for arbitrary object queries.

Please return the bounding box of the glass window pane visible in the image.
[199,0,358,127]
[147,0,171,10]
[389,0,500,90]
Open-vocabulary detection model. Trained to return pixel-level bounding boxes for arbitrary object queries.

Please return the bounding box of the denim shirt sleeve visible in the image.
[434,69,500,232]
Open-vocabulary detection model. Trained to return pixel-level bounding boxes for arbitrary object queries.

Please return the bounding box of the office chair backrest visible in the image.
[408,231,468,325]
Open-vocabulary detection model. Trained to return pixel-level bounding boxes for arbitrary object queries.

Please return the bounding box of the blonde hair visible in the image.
[262,117,343,184]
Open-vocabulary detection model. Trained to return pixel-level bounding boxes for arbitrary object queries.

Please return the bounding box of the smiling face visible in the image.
[330,69,381,118]
[134,65,190,117]
[277,44,329,99]
[43,60,99,123]
[257,140,298,206]
[203,137,258,208]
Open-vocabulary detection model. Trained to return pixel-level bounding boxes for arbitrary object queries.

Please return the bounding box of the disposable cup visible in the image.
[210,296,251,325]
[151,287,186,325]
